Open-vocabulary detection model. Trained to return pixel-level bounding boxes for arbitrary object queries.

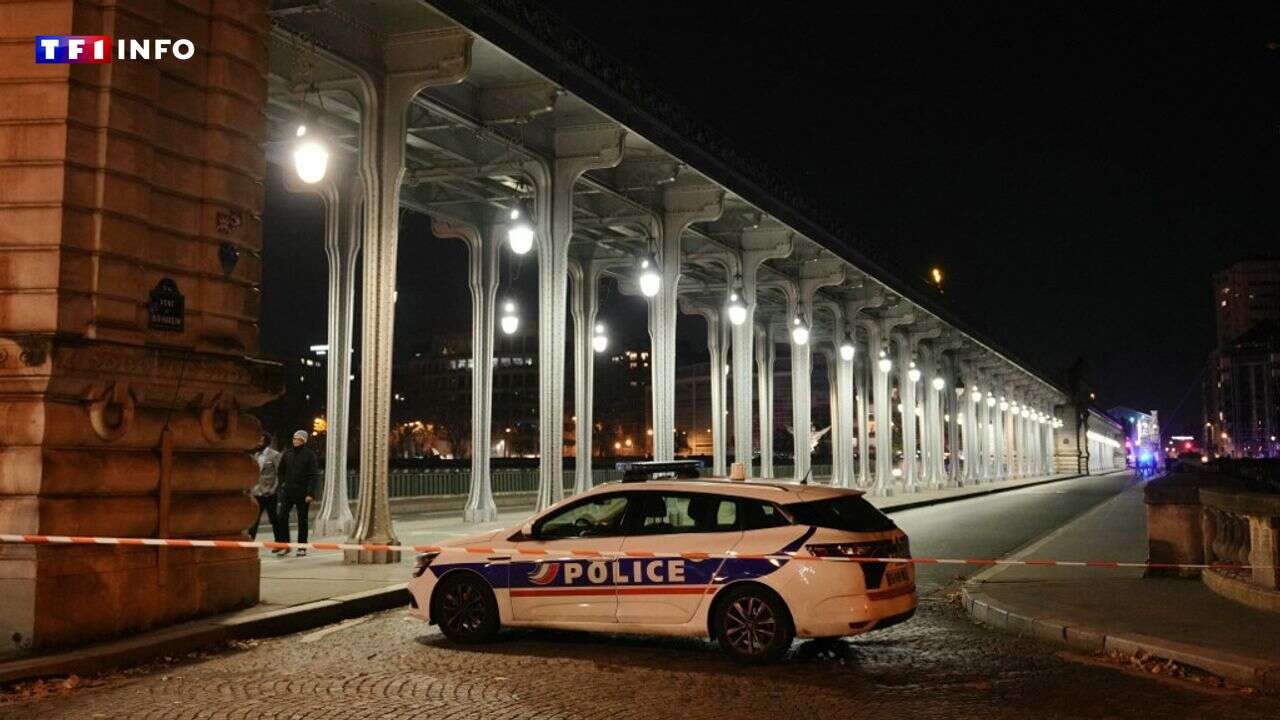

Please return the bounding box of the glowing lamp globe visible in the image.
[790,318,809,346]
[499,301,519,335]
[726,292,747,326]
[877,352,893,374]
[292,125,329,184]
[931,376,946,391]
[638,257,661,297]
[592,323,608,353]
[507,223,535,255]
[907,365,922,383]
[839,342,855,361]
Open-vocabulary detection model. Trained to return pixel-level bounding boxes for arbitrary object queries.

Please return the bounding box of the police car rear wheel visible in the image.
[435,573,500,643]
[715,586,793,663]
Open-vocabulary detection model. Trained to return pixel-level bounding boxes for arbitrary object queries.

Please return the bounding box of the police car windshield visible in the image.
[786,496,897,533]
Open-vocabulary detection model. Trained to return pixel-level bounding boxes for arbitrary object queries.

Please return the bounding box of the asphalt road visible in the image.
[5,472,1277,719]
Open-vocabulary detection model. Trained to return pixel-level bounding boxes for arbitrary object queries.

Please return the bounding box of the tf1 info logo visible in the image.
[35,36,195,64]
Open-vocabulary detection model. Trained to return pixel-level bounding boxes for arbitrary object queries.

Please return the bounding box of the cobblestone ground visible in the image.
[3,595,1275,720]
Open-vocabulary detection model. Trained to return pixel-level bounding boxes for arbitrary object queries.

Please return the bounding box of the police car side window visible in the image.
[536,495,630,539]
[628,493,738,535]
[738,500,791,531]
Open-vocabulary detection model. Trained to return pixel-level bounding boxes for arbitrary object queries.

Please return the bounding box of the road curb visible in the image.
[0,584,410,685]
[960,585,1280,691]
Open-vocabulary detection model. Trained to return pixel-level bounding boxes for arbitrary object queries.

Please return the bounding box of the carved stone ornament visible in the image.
[88,382,136,441]
[215,209,243,234]
[199,392,239,443]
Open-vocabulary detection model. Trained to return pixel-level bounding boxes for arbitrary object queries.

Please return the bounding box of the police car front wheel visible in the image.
[434,572,500,643]
[714,585,794,663]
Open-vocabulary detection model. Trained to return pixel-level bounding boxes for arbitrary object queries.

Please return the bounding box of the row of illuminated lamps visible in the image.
[293,137,1051,424]
[293,134,900,363]
[296,129,859,359]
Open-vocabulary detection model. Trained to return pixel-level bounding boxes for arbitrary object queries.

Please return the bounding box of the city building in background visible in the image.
[591,348,653,458]
[257,344,328,449]
[394,332,540,459]
[1108,406,1162,471]
[1205,258,1280,458]
[1205,320,1280,458]
[1212,258,1280,348]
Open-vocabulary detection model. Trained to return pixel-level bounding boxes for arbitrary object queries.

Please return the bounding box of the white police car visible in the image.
[407,461,916,662]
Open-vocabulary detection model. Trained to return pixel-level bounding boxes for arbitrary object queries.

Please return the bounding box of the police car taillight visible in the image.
[805,542,881,558]
[412,551,440,578]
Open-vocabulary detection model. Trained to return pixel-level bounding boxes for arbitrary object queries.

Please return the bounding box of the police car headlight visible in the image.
[413,552,440,578]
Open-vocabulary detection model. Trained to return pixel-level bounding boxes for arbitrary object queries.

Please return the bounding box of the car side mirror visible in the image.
[521,522,536,540]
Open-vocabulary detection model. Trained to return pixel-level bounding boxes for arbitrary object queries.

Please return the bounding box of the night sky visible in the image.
[261,3,1279,436]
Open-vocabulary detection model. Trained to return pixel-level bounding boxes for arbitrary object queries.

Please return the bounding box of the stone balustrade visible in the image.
[1200,487,1280,613]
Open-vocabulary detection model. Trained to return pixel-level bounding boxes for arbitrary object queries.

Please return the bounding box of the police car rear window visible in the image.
[786,496,896,533]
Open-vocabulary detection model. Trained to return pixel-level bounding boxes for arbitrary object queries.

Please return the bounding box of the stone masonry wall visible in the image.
[0,0,278,654]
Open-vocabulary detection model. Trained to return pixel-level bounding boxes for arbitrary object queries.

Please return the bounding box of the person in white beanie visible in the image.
[274,429,321,556]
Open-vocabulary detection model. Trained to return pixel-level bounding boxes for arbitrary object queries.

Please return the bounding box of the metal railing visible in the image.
[340,464,836,500]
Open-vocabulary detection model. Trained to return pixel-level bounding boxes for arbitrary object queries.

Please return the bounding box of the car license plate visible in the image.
[885,567,910,586]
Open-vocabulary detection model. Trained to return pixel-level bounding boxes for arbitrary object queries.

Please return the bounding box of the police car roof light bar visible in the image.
[616,460,704,482]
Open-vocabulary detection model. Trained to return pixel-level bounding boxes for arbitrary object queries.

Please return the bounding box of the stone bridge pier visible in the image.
[0,0,277,654]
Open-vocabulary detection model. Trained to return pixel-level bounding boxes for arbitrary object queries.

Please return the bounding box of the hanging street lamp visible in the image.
[292,122,330,184]
[638,254,661,297]
[592,323,609,353]
[790,314,810,346]
[506,203,535,255]
[499,300,519,335]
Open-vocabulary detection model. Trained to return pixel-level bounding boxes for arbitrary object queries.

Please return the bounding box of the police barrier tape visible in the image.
[1,533,1277,572]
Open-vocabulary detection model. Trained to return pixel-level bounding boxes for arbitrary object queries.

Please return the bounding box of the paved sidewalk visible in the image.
[962,478,1280,690]
[0,471,1077,683]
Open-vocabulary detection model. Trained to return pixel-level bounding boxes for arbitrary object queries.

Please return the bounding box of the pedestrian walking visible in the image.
[249,432,281,541]
[275,429,321,556]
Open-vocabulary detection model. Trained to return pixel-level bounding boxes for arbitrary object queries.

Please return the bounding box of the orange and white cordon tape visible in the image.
[1,533,1275,572]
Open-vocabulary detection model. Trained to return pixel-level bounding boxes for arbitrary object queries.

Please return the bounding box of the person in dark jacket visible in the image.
[274,429,321,556]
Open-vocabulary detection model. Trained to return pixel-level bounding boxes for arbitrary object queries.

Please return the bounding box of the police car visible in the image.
[407,461,916,662]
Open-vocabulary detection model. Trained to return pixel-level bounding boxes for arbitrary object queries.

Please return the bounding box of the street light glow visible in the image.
[638,256,661,297]
[507,223,534,255]
[592,323,608,353]
[877,349,892,374]
[932,376,945,391]
[726,289,747,326]
[840,340,855,361]
[292,124,329,184]
[791,315,809,345]
[907,362,921,383]
[499,301,519,335]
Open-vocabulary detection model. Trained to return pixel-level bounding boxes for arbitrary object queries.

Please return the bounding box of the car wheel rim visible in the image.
[724,596,777,655]
[441,582,487,634]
